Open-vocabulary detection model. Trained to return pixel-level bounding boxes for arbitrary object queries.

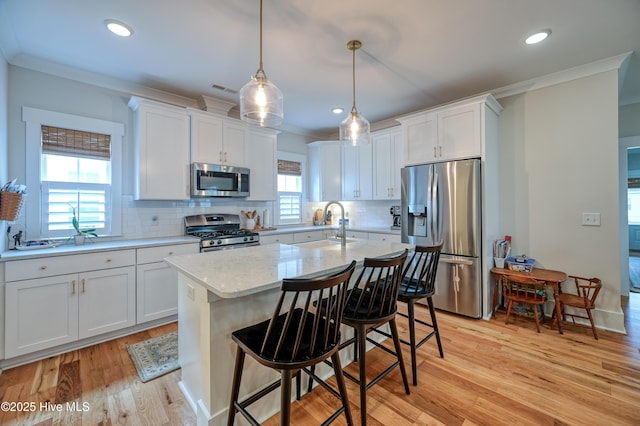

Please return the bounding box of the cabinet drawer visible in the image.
[137,243,199,264]
[368,233,401,243]
[293,231,324,243]
[5,250,136,282]
[260,233,294,245]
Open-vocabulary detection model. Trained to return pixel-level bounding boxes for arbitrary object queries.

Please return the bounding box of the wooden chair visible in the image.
[556,275,602,339]
[339,249,410,426]
[371,242,443,385]
[502,274,548,333]
[227,261,356,426]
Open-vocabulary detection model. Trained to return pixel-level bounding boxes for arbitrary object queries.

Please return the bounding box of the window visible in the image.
[23,108,124,240]
[40,127,112,237]
[277,157,303,225]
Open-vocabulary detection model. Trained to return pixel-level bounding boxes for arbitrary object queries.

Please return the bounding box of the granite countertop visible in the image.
[164,239,413,299]
[0,236,200,261]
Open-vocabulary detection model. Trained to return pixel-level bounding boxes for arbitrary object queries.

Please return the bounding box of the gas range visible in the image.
[184,213,260,252]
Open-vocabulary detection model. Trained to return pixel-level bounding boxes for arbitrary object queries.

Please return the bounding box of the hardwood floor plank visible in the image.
[0,296,639,425]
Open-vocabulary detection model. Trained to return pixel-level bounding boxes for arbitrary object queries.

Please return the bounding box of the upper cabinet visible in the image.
[397,94,502,166]
[188,109,247,167]
[308,141,342,202]
[372,126,403,200]
[129,97,190,200]
[246,128,278,201]
[342,143,372,200]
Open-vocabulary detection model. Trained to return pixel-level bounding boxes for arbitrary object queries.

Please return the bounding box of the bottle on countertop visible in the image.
[263,209,270,228]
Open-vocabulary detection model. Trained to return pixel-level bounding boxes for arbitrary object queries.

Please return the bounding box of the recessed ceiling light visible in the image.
[525,29,551,45]
[332,107,344,114]
[105,19,134,37]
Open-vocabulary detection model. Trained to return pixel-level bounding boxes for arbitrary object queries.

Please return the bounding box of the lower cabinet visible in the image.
[260,233,295,245]
[5,266,135,358]
[136,243,199,323]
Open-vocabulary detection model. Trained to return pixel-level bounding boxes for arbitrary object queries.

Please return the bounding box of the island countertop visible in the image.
[164,238,413,299]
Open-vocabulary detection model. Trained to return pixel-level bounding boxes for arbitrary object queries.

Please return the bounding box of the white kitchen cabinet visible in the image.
[4,250,136,358]
[397,94,501,165]
[368,232,401,243]
[5,274,79,358]
[136,243,199,324]
[372,127,403,200]
[308,141,342,202]
[129,97,190,200]
[260,233,294,245]
[342,143,372,200]
[188,109,247,167]
[78,267,136,339]
[292,230,324,243]
[246,128,278,201]
[344,230,369,239]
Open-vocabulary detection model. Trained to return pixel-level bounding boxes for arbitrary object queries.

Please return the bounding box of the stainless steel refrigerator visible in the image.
[401,158,482,318]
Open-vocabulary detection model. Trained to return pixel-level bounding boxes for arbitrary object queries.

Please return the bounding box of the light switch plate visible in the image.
[582,213,601,226]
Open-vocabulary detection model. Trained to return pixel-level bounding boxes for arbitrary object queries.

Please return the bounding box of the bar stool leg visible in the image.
[227,348,245,426]
[427,296,444,358]
[356,324,368,426]
[331,352,354,426]
[407,300,418,386]
[390,317,410,395]
[280,370,292,425]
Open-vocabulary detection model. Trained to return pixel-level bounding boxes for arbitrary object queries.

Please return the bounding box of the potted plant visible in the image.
[70,205,98,245]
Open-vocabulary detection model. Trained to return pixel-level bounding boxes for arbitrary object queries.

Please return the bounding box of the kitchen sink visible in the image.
[299,238,358,248]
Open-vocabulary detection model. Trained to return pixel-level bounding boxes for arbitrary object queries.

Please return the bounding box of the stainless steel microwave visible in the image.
[191,163,250,197]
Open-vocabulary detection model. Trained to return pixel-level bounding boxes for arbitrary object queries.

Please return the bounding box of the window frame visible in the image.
[276,151,306,226]
[23,107,124,240]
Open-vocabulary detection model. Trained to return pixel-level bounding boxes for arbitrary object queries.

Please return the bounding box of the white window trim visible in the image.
[276,151,306,226]
[23,107,124,239]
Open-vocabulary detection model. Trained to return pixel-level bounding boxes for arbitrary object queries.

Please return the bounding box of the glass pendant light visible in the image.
[339,40,370,146]
[240,0,284,127]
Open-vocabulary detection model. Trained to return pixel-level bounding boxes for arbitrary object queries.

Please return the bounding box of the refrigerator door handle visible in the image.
[430,169,439,242]
[440,257,474,266]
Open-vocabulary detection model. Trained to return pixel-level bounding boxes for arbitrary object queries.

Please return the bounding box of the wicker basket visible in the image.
[0,191,24,221]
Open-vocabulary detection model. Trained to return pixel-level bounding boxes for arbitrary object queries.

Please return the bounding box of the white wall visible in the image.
[497,70,623,332]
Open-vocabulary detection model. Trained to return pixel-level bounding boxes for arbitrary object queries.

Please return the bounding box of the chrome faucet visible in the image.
[324,201,346,247]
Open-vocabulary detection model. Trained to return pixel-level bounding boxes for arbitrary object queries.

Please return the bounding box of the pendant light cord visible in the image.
[351,45,357,113]
[256,0,266,78]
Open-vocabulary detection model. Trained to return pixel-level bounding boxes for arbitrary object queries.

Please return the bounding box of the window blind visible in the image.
[277,159,302,176]
[41,125,111,160]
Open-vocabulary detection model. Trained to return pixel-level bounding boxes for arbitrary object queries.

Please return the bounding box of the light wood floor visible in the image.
[1,295,639,426]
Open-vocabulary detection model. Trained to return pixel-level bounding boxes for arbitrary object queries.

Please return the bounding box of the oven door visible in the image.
[201,241,260,252]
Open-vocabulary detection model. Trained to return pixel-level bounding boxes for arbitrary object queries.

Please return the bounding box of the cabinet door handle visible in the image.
[219,151,223,162]
[439,146,442,156]
[40,265,47,270]
[168,251,174,255]
[82,278,86,293]
[433,146,437,158]
[72,280,76,295]
[106,258,112,262]
[224,152,228,163]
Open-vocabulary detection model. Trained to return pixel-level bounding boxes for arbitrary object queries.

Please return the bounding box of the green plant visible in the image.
[70,205,98,237]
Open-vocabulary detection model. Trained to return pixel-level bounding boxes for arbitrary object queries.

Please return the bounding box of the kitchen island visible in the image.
[164,238,412,426]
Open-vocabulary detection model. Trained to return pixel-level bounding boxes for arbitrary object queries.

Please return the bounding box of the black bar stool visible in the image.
[373,242,443,385]
[310,250,410,425]
[227,260,356,426]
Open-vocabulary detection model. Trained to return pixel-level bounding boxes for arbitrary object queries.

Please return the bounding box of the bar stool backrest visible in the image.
[343,250,408,322]
[401,242,443,297]
[258,260,356,364]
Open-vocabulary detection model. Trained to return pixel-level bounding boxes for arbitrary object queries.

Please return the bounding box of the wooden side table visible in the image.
[491,267,568,333]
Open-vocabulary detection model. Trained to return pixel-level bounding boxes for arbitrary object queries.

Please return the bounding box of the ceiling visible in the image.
[1,0,639,137]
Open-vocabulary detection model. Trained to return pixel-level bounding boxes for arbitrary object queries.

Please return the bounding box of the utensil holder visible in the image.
[0,192,24,221]
[494,257,506,268]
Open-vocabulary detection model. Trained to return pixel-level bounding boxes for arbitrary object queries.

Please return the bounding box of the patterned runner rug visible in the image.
[127,331,179,382]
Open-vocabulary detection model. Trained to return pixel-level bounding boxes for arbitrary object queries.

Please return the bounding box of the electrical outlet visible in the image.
[186,284,195,301]
[151,215,159,226]
[581,213,601,226]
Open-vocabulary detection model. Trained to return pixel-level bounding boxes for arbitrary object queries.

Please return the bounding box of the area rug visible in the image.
[127,331,179,382]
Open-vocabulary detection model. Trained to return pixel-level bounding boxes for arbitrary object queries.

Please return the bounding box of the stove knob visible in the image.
[243,237,248,242]
[217,239,222,245]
